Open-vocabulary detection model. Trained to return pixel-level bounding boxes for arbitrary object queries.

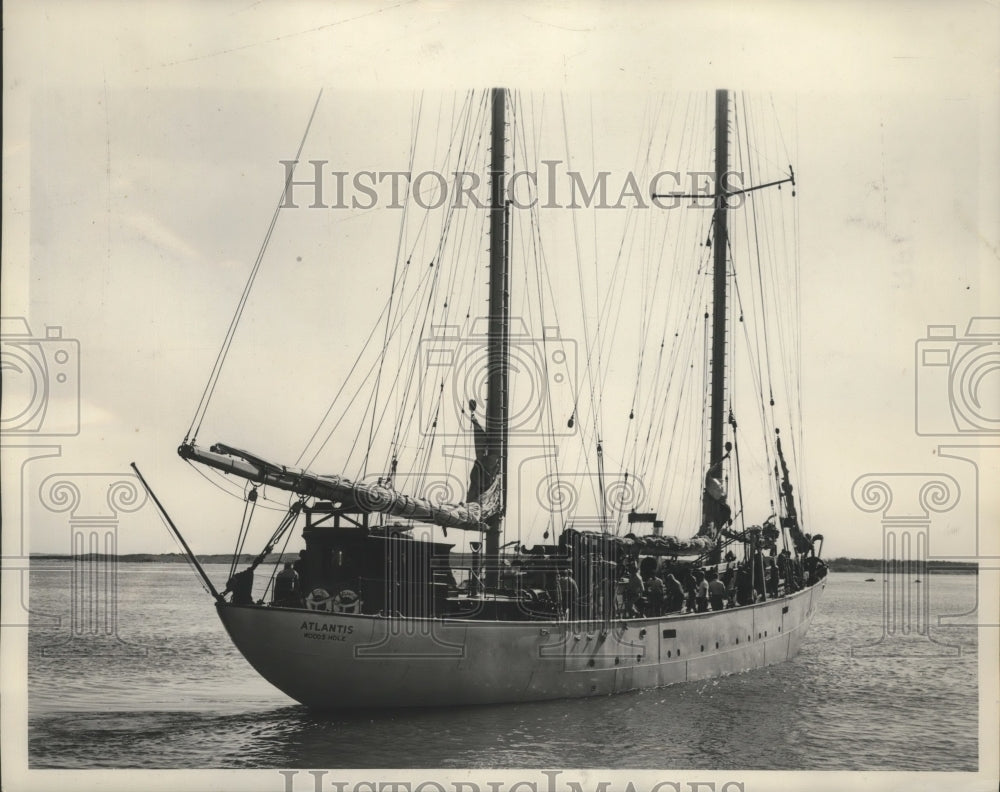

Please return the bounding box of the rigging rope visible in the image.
[363,91,423,478]
[229,485,259,580]
[294,97,484,476]
[185,89,324,444]
[264,502,299,603]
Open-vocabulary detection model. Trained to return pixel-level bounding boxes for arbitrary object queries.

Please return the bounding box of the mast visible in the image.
[700,88,730,536]
[709,89,729,473]
[484,87,509,582]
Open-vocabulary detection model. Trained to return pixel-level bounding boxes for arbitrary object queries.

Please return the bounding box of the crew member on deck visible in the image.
[707,571,727,611]
[274,562,300,606]
[695,569,709,613]
[735,563,754,605]
[293,549,309,593]
[767,556,780,597]
[643,571,666,616]
[683,568,698,612]
[557,567,581,620]
[623,561,645,617]
[227,567,254,605]
[664,573,685,613]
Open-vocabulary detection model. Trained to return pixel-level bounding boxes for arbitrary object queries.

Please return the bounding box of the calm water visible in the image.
[27,562,978,770]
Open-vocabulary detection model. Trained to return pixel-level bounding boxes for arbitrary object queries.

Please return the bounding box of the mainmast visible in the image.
[484,87,509,581]
[698,90,796,536]
[709,88,729,475]
[701,89,730,534]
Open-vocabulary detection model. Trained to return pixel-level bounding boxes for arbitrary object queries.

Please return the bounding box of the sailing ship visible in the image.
[141,88,827,709]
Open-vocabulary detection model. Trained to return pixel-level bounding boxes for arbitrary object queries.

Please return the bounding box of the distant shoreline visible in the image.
[27,553,979,574]
[29,552,294,565]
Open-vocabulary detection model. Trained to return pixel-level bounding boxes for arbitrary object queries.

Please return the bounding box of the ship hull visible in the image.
[216,580,826,709]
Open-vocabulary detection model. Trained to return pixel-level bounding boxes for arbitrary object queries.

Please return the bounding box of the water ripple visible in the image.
[28,565,978,770]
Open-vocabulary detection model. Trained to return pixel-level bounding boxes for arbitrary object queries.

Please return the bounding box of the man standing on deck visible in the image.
[736,563,754,605]
[683,568,698,612]
[293,549,309,594]
[695,569,709,612]
[274,562,300,606]
[227,567,254,605]
[557,567,580,620]
[664,574,685,613]
[644,571,666,616]
[623,561,645,617]
[708,572,727,611]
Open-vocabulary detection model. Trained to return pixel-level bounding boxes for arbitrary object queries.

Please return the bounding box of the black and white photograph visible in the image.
[2,2,998,791]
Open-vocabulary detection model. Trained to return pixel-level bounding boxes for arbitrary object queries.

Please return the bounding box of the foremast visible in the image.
[484,87,510,584]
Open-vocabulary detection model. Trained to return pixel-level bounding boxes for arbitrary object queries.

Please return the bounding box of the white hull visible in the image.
[216,579,826,708]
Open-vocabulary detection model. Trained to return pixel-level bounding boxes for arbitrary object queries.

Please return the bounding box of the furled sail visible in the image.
[775,432,814,554]
[561,527,715,558]
[178,442,501,533]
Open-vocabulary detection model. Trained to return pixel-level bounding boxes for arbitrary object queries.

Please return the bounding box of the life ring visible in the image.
[332,589,360,614]
[305,587,334,611]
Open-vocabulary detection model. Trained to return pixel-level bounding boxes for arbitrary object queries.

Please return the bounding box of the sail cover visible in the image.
[178,442,501,533]
[465,409,496,502]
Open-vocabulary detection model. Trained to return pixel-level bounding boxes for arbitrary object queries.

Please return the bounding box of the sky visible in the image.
[2,0,998,568]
